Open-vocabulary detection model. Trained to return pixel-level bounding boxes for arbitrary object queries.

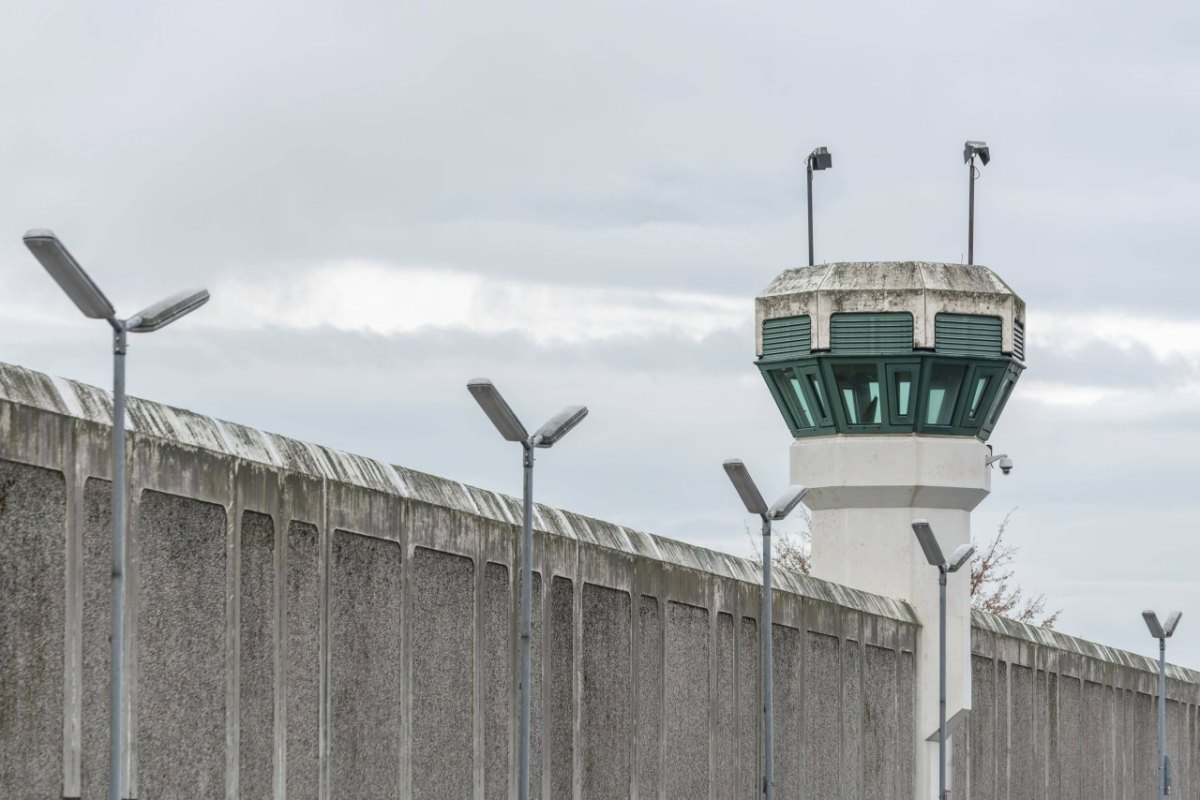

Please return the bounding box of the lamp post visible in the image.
[963,140,990,265]
[1143,609,1182,799]
[23,229,209,800]
[912,519,976,800]
[806,146,833,267]
[467,379,587,800]
[722,460,807,800]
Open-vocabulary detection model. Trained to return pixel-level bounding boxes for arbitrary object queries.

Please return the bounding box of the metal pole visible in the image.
[939,568,948,800]
[110,323,127,800]
[1159,637,1167,799]
[519,444,534,800]
[762,515,773,800]
[967,155,976,265]
[807,162,815,267]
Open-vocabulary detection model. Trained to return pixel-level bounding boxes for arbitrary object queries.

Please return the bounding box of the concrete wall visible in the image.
[0,363,917,799]
[958,612,1200,800]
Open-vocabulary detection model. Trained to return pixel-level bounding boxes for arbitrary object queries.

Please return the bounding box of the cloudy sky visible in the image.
[4,0,1200,665]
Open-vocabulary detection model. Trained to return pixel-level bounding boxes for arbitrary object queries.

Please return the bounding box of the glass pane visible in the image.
[783,370,815,428]
[925,363,966,426]
[968,375,992,418]
[894,369,914,416]
[805,373,828,420]
[832,363,882,424]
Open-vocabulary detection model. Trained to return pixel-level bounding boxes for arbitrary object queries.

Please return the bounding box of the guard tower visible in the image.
[754,261,1025,799]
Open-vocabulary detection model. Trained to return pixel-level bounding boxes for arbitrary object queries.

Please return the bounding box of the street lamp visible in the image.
[23,229,209,800]
[912,519,975,800]
[963,140,990,265]
[806,146,833,267]
[467,379,587,800]
[1143,609,1182,799]
[723,459,807,800]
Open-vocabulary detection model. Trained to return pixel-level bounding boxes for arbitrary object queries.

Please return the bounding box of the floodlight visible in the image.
[1144,610,1166,640]
[947,543,976,573]
[722,460,768,515]
[23,230,116,321]
[129,289,210,333]
[964,140,990,166]
[767,485,808,521]
[911,519,945,567]
[808,146,832,171]
[1164,611,1183,637]
[467,379,528,442]
[532,405,588,448]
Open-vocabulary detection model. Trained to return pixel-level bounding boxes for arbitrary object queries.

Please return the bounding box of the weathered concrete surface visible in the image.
[9,361,1199,799]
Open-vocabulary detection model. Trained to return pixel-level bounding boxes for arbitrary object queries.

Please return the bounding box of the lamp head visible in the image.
[128,289,210,333]
[964,140,991,166]
[767,485,808,521]
[467,379,529,443]
[722,460,768,516]
[532,405,588,448]
[947,543,976,573]
[1143,610,1167,640]
[808,146,832,171]
[911,519,946,567]
[23,229,116,321]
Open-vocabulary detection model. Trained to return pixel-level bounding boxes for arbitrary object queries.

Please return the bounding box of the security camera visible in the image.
[985,452,1013,475]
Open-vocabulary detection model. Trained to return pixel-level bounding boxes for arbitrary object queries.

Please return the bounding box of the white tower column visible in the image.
[793,435,990,800]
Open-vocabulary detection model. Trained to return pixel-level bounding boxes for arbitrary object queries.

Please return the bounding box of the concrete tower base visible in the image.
[793,435,991,800]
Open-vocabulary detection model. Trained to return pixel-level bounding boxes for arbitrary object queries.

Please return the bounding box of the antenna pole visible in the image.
[967,154,976,265]
[807,159,815,266]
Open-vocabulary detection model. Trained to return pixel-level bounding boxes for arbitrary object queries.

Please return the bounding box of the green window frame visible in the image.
[885,362,921,426]
[955,364,1007,432]
[917,359,968,432]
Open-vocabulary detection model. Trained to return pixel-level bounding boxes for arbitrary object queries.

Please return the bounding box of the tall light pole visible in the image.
[1143,609,1182,799]
[912,519,975,800]
[722,460,807,800]
[24,230,209,800]
[806,146,833,267]
[467,379,587,800]
[963,140,990,265]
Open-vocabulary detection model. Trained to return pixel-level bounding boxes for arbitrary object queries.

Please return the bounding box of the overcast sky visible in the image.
[4,0,1200,666]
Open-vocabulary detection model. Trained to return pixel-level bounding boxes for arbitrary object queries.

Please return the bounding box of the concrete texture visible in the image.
[329,530,402,799]
[7,362,1200,800]
[412,547,475,800]
[239,511,274,800]
[285,521,320,800]
[581,584,631,800]
[0,461,65,798]
[136,490,227,799]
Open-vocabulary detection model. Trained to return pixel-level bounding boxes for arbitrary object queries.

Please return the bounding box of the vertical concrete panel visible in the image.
[1083,681,1104,800]
[550,577,575,800]
[1136,692,1155,799]
[286,521,320,800]
[484,563,511,800]
[638,596,662,800]
[530,573,545,800]
[1058,678,1081,800]
[329,530,402,800]
[843,639,862,800]
[805,632,841,798]
[1011,665,1035,800]
[240,511,275,800]
[411,547,475,800]
[951,708,969,800]
[136,491,227,798]
[665,602,710,800]
[898,650,914,800]
[81,478,112,800]
[581,584,631,800]
[738,617,759,800]
[998,663,1010,800]
[970,656,996,800]
[773,624,802,800]
[0,461,65,797]
[863,645,898,800]
[1047,674,1060,800]
[715,612,736,800]
[1035,671,1048,800]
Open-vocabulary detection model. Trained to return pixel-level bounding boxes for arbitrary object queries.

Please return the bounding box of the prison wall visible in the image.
[0,363,918,800]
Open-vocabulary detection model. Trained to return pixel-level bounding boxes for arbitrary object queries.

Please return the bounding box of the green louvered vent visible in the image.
[1013,320,1025,361]
[761,316,811,361]
[935,314,1003,358]
[829,312,913,354]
